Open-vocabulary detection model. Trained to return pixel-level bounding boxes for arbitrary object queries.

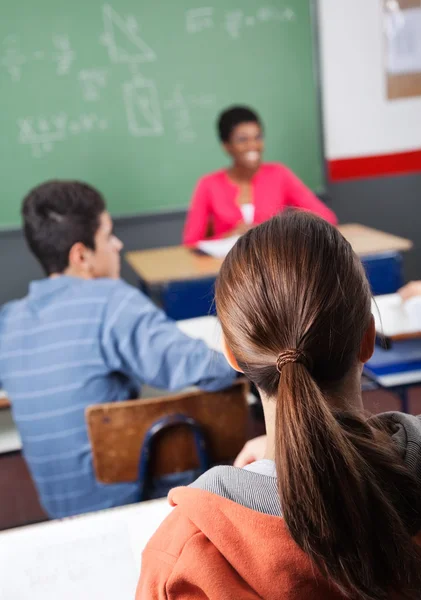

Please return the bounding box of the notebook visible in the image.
[0,499,172,600]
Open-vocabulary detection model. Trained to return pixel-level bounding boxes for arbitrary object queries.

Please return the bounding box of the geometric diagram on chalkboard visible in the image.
[78,69,108,101]
[123,75,163,136]
[101,5,156,64]
[165,84,196,143]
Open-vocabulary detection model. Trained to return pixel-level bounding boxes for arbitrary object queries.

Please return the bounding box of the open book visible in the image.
[0,499,172,600]
[372,294,421,340]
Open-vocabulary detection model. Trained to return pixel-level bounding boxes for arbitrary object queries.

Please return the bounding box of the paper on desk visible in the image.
[372,294,421,338]
[0,499,172,600]
[177,316,222,352]
[197,235,239,258]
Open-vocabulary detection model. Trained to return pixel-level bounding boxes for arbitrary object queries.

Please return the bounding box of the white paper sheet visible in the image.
[385,7,421,75]
[197,235,239,258]
[0,499,172,600]
[177,316,222,352]
[372,293,421,337]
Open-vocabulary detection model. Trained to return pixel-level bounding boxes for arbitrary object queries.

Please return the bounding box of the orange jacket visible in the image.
[136,486,344,599]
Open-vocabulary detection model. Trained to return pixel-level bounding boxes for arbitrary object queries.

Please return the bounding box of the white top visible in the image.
[244,459,277,477]
[240,203,255,225]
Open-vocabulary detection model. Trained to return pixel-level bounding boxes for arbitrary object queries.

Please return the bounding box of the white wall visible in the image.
[318,0,421,160]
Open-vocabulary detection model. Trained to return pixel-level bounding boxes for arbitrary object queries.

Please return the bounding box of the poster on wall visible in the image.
[384,0,421,99]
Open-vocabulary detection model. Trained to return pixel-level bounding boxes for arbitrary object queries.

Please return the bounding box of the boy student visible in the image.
[0,181,235,519]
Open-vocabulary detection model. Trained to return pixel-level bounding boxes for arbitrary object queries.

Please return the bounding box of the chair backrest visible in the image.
[86,381,248,484]
[361,251,403,296]
[161,276,217,320]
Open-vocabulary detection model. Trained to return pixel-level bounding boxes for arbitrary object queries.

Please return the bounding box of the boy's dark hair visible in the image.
[22,180,106,275]
[217,106,262,143]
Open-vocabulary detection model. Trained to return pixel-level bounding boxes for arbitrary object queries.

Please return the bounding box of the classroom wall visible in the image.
[318,0,421,178]
[319,0,421,161]
[317,0,421,280]
[1,0,420,307]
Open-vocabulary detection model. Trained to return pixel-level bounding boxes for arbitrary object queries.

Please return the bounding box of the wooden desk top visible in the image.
[126,245,223,285]
[126,223,413,285]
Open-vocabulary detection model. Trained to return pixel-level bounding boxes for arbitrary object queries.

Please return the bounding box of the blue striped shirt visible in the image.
[0,276,235,518]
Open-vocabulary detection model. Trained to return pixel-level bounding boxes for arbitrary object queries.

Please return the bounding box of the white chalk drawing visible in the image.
[18,115,67,158]
[225,7,296,38]
[257,7,273,22]
[225,10,244,39]
[79,69,108,101]
[186,8,214,34]
[2,36,26,82]
[101,4,156,64]
[53,35,75,75]
[123,75,163,136]
[166,85,197,144]
[18,113,108,158]
[257,6,295,23]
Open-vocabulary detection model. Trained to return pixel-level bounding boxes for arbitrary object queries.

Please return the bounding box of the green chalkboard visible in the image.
[0,0,324,229]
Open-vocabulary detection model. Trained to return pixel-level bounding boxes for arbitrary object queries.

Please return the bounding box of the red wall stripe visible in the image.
[328,148,421,182]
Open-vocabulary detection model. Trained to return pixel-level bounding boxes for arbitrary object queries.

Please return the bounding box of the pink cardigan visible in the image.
[183,163,337,245]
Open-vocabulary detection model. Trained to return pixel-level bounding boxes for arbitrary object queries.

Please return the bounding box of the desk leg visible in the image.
[395,387,409,414]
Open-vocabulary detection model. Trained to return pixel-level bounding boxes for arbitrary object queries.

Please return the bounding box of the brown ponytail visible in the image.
[215,212,421,599]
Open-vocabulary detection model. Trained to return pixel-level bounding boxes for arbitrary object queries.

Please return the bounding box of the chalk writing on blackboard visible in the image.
[166,84,196,143]
[79,69,108,101]
[186,8,214,34]
[2,35,77,81]
[257,6,295,23]
[2,36,26,82]
[225,7,296,39]
[101,4,156,64]
[18,113,109,158]
[53,35,75,75]
[123,75,163,136]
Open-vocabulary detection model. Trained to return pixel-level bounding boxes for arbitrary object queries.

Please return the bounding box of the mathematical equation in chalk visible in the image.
[166,85,216,144]
[1,34,75,82]
[185,6,296,38]
[18,113,109,158]
[3,3,284,158]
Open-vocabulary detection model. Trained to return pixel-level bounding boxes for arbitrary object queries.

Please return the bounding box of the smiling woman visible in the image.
[183,105,337,245]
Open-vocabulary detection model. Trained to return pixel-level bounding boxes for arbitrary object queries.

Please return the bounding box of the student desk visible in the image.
[126,224,412,286]
[364,340,421,414]
[0,497,172,600]
[126,224,412,318]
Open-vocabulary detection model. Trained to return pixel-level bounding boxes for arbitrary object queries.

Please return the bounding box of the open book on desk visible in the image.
[372,294,421,342]
[0,499,172,600]
[196,235,240,258]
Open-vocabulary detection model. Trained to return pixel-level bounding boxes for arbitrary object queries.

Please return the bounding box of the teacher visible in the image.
[183,105,337,245]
